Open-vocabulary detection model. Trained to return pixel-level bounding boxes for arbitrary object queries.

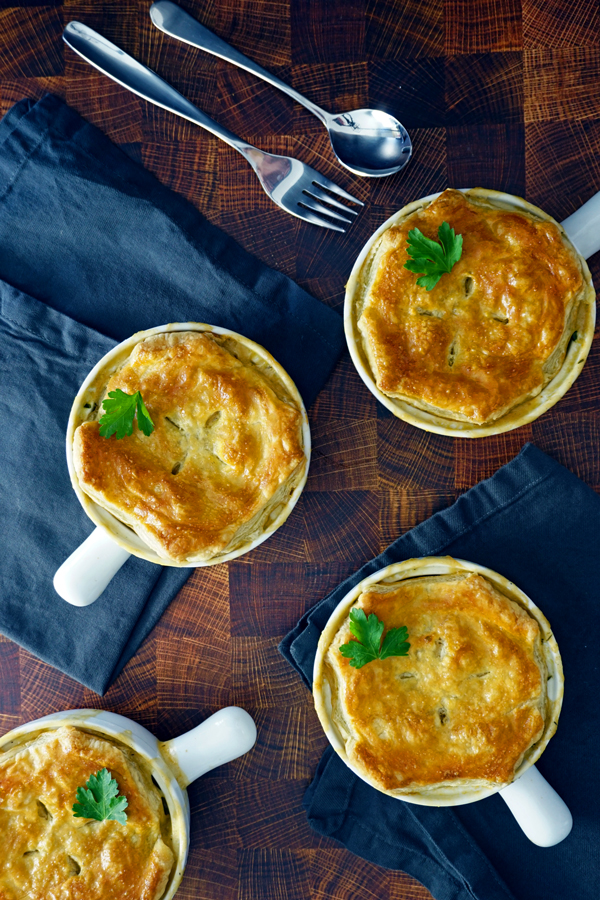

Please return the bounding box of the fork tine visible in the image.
[311,176,364,206]
[309,183,360,216]
[301,192,353,224]
[296,206,346,233]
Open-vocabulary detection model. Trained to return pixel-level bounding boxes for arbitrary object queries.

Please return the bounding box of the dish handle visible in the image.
[53,526,131,606]
[561,190,600,260]
[163,706,257,788]
[499,765,572,846]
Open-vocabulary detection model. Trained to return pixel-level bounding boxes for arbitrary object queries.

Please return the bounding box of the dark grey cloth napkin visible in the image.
[0,95,345,694]
[280,444,600,900]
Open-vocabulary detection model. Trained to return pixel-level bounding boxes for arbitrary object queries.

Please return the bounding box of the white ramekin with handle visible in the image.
[53,322,311,607]
[344,188,598,437]
[0,705,257,899]
[313,556,572,847]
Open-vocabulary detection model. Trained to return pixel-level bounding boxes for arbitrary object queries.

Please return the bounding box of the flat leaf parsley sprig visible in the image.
[404,221,463,291]
[72,768,128,824]
[98,389,154,440]
[339,608,410,669]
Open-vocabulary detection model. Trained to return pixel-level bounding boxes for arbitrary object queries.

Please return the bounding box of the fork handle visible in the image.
[150,0,328,124]
[63,21,259,162]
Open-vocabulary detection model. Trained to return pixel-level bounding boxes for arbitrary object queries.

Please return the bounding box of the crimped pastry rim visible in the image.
[312,556,564,807]
[344,188,596,437]
[66,322,311,567]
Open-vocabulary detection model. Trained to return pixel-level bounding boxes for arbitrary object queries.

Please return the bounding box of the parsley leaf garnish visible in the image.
[404,221,463,291]
[339,608,410,669]
[72,768,128,824]
[98,389,154,439]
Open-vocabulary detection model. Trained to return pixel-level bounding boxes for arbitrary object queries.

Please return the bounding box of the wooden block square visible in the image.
[187,776,241,848]
[156,565,229,643]
[175,848,237,900]
[366,0,444,59]
[522,0,600,49]
[238,849,312,900]
[0,7,63,78]
[233,705,314,780]
[157,634,232,708]
[235,780,320,847]
[300,491,380,562]
[446,53,523,125]
[306,418,378,492]
[378,418,455,491]
[445,0,523,54]
[232,636,308,707]
[291,0,365,65]
[446,123,525,195]
[525,120,600,220]
[524,47,600,124]
[369,58,446,129]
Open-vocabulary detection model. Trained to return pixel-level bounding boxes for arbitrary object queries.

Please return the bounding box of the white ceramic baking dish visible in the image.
[313,556,572,847]
[344,188,599,437]
[53,322,311,606]
[0,705,256,899]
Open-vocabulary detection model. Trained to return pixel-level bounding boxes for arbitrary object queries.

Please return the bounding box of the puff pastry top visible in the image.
[323,573,546,793]
[0,726,173,900]
[73,331,306,563]
[357,189,585,424]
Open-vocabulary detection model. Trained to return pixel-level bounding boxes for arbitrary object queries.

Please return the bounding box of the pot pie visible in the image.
[318,571,549,796]
[0,725,174,900]
[350,188,594,429]
[73,329,308,564]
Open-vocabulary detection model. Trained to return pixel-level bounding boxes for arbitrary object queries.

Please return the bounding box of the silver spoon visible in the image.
[150,0,412,178]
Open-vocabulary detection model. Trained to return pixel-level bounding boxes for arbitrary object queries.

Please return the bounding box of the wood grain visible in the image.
[1,1,599,899]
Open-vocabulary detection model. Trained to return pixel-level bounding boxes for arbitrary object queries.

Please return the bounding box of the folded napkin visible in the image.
[0,95,344,694]
[280,444,600,900]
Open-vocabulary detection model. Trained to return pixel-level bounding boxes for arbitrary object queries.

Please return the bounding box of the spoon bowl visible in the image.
[326,108,412,177]
[150,1,412,178]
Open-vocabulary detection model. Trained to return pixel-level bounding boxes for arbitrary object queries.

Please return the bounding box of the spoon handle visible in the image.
[150,0,328,124]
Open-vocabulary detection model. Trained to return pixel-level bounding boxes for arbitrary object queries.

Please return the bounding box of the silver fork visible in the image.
[62,22,363,232]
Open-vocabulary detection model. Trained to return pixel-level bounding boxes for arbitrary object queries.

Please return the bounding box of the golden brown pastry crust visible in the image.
[357,189,585,424]
[323,573,546,794]
[73,331,306,563]
[0,726,173,900]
